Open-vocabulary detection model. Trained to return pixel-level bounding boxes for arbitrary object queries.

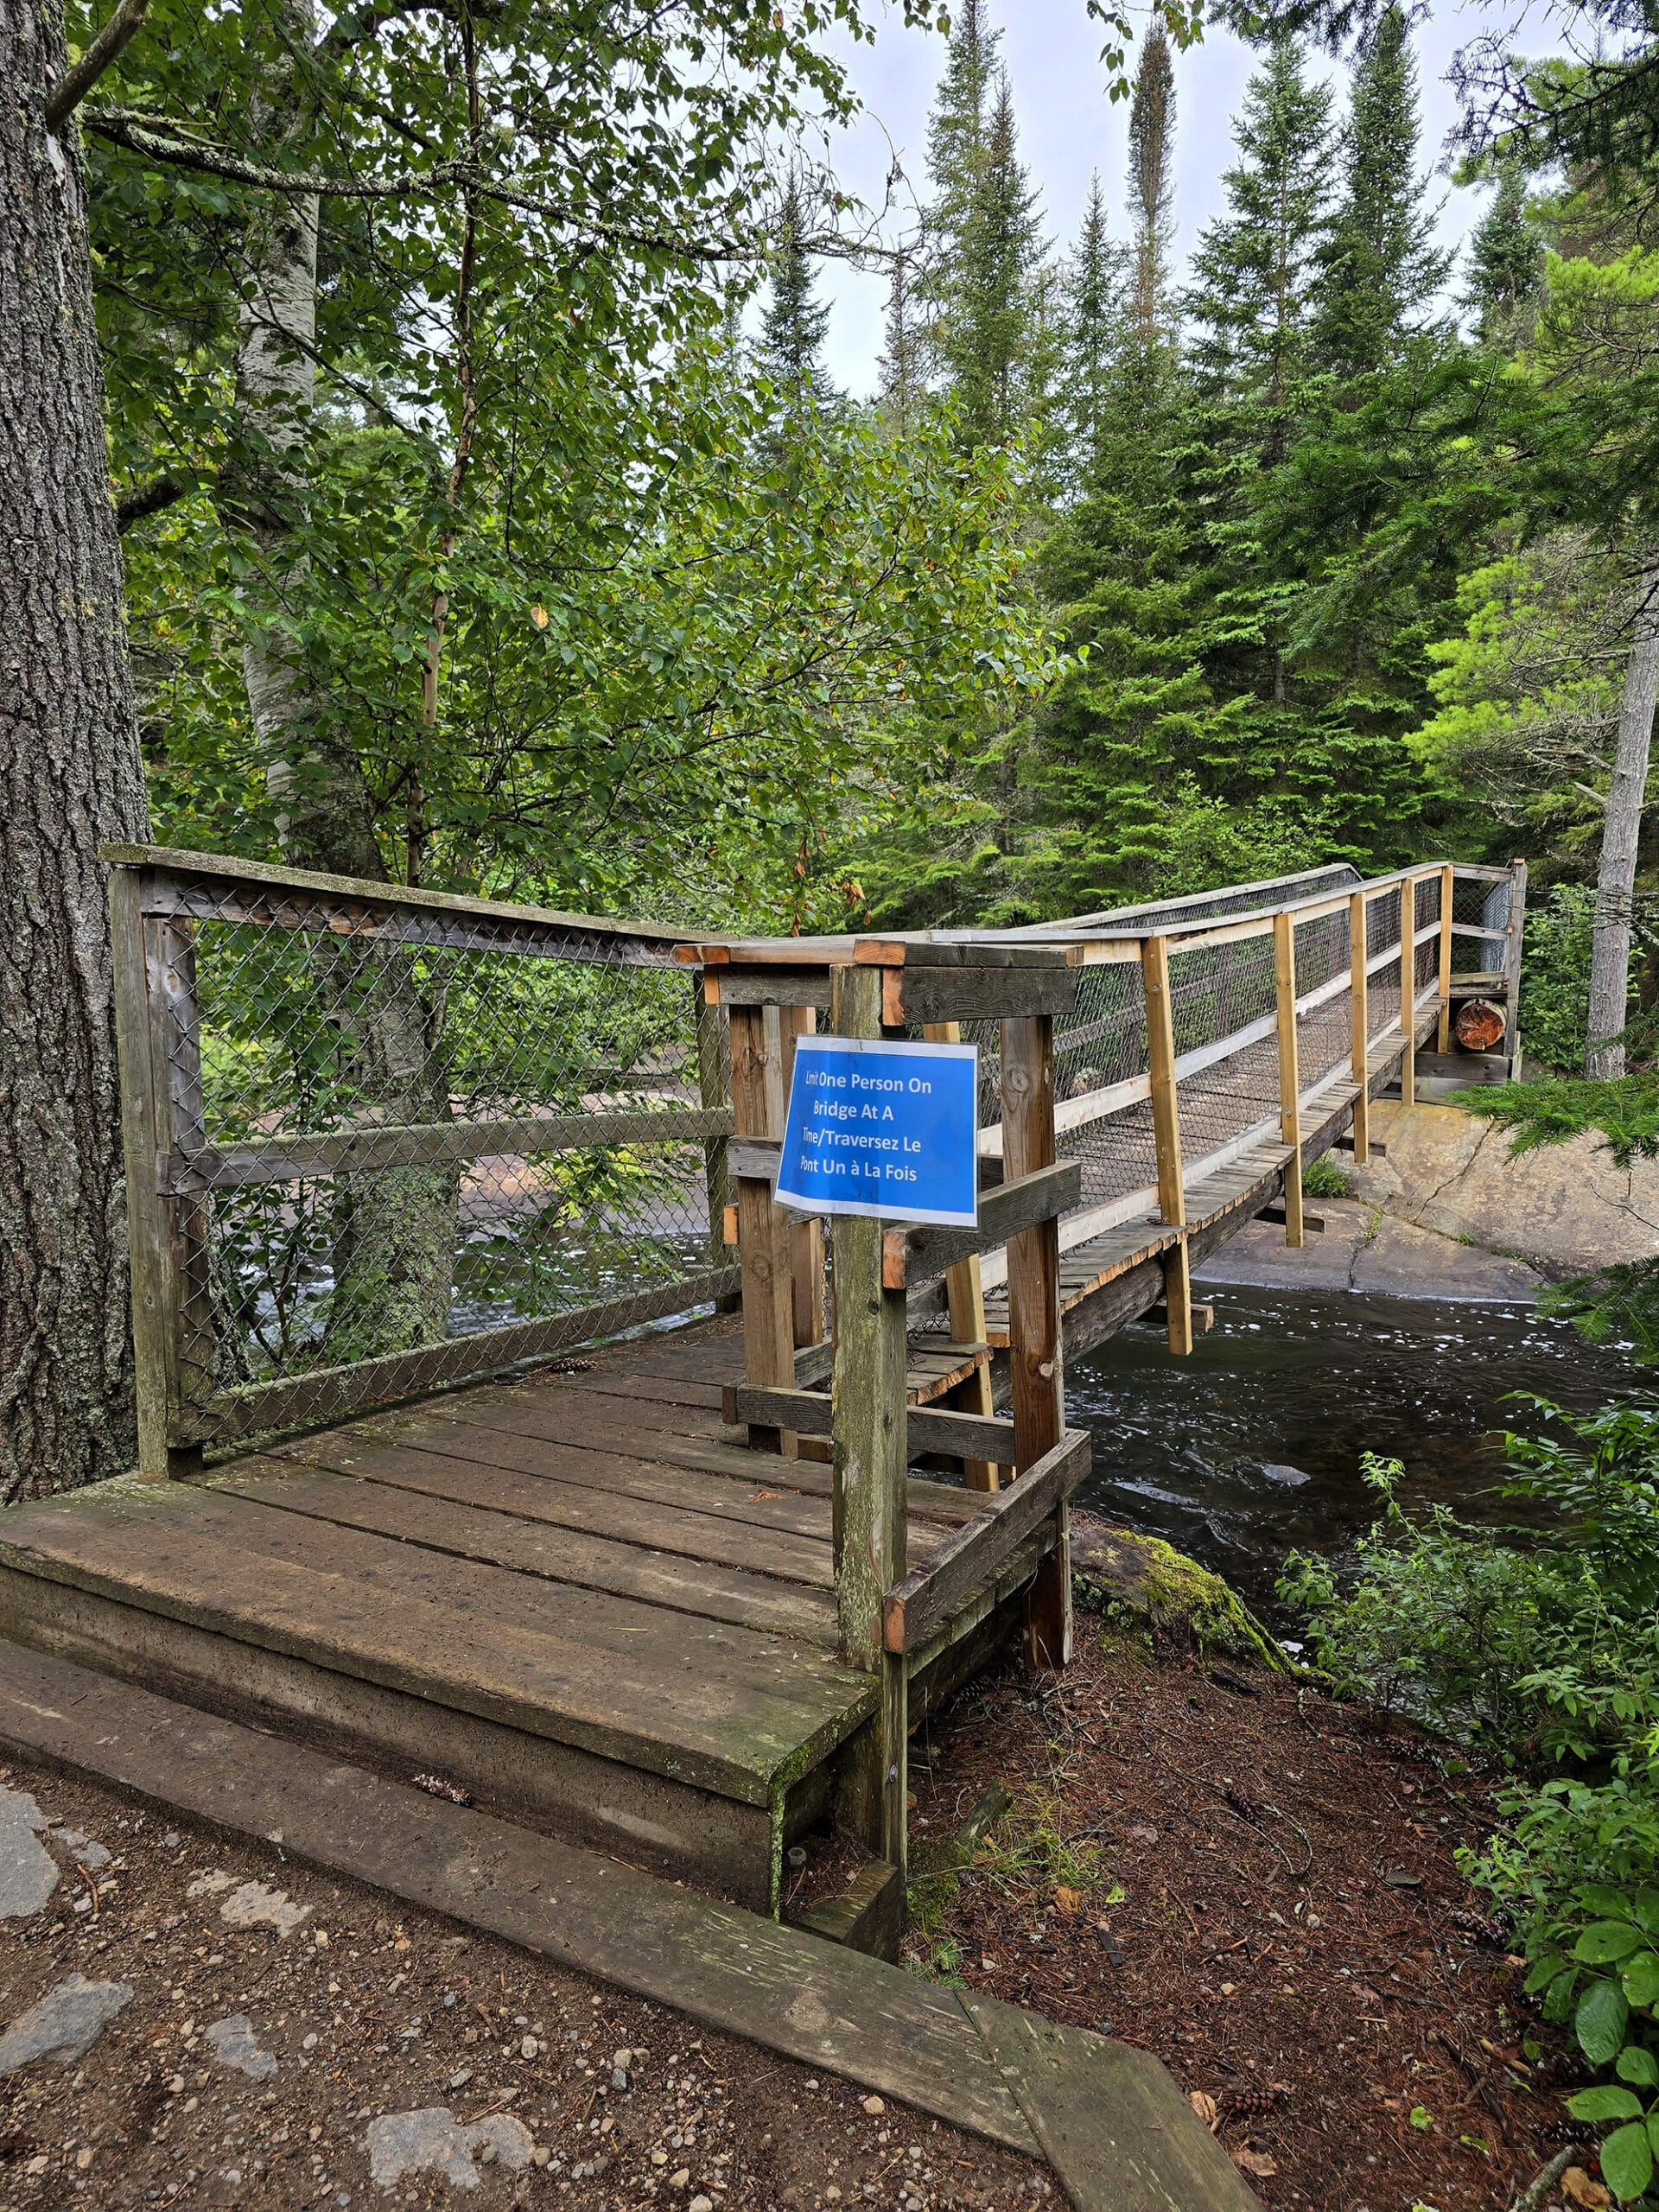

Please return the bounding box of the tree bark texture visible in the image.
[223,0,456,1359]
[1,5,151,1498]
[1587,559,1659,1079]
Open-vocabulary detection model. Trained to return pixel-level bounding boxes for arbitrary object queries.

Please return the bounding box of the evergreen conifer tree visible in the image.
[1061,175,1126,484]
[1464,166,1546,341]
[1127,28,1178,350]
[877,251,924,433]
[1185,35,1332,428]
[759,175,832,392]
[1312,5,1447,378]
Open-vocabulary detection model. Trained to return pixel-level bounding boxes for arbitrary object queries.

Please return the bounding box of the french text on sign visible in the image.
[774,1035,978,1229]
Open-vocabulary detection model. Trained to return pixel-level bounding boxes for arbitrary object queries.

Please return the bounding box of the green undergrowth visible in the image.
[1302,1154,1355,1200]
[1280,1403,1659,2203]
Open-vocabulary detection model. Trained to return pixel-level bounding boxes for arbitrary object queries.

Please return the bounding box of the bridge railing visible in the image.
[103,844,741,1479]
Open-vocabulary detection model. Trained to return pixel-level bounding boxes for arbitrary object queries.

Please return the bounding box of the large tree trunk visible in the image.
[1,9,151,1499]
[226,0,456,1360]
[1586,559,1659,1078]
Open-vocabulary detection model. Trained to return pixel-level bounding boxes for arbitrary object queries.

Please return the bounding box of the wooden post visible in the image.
[1001,1013,1072,1670]
[727,998,796,1453]
[1348,890,1370,1168]
[922,1020,998,1493]
[1437,861,1455,1053]
[693,984,738,1309]
[830,963,909,1877]
[779,1005,826,1351]
[108,868,210,1478]
[1140,937,1192,1357]
[1503,858,1529,1071]
[1399,872,1418,1109]
[1273,910,1305,1248]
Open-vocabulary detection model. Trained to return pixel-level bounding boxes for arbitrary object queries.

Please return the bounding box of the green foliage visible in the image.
[1281,1401,1659,2195]
[1301,1154,1354,1198]
[1462,1074,1659,1165]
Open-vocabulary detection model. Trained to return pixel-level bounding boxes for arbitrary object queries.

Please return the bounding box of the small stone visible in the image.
[302,2032,319,2051]
[652,2150,669,2166]
[168,2075,186,2094]
[162,1832,181,1848]
[690,2197,715,2212]
[205,2017,277,2082]
[521,2035,537,2060]
[219,1880,309,1937]
[531,2147,551,2167]
[366,2109,535,2190]
[612,2047,632,2070]
[75,2148,94,2171]
[448,2069,473,2091]
[0,1788,59,1919]
[0,1974,131,2073]
[671,2167,691,2188]
[611,2067,628,2089]
[861,2096,884,2116]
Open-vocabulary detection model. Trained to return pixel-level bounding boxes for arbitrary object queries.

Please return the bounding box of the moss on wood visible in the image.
[1070,1513,1289,1672]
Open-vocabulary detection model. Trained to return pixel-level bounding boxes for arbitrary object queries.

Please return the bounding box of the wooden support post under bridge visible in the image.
[1274,909,1305,1249]
[1140,935,1193,1358]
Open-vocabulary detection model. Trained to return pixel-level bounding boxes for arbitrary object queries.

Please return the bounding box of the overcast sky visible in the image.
[804,0,1554,396]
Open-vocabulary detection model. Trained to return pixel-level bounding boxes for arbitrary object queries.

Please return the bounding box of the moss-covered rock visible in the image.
[1070,1511,1290,1672]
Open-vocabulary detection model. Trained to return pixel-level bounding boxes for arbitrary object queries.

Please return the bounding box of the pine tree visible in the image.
[1313,5,1448,378]
[877,251,924,434]
[1060,175,1125,483]
[1185,35,1333,423]
[759,175,831,391]
[1127,28,1178,350]
[1464,167,1545,342]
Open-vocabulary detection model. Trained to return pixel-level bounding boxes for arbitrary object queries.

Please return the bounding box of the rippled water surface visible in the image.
[1066,1287,1645,1621]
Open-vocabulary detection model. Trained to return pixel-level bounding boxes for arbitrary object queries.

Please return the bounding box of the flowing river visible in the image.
[1066,1285,1644,1624]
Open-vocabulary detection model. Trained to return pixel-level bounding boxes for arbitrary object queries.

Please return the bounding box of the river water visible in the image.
[1065,1287,1645,1624]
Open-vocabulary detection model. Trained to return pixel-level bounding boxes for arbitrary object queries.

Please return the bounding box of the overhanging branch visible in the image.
[48,0,148,132]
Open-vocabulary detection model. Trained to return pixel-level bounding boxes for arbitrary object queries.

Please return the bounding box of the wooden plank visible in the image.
[1140,936,1192,1360]
[727,1386,1015,1465]
[102,841,684,957]
[180,1266,743,1446]
[884,1433,1090,1655]
[780,1004,828,1353]
[730,1001,797,1452]
[1348,888,1370,1166]
[294,1422,847,1563]
[1503,857,1528,1065]
[923,1020,999,1493]
[1437,861,1455,1052]
[1273,909,1304,1248]
[889,1161,1081,1286]
[999,1014,1071,1670]
[108,867,179,1481]
[0,1485,873,1802]
[184,1106,735,1190]
[210,1460,839,1643]
[0,1643,1042,2154]
[893,966,1078,1026]
[708,967,835,1010]
[796,1859,906,1963]
[1399,871,1418,1108]
[830,961,910,1877]
[962,1991,1265,2212]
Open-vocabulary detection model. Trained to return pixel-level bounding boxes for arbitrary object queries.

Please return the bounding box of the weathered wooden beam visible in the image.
[729,1002,797,1455]
[1398,872,1419,1108]
[1140,936,1192,1359]
[102,842,682,959]
[181,1106,737,1190]
[919,1018,1000,1491]
[879,1161,1082,1289]
[1000,1014,1071,1671]
[1503,857,1528,1066]
[890,964,1078,1027]
[883,1432,1090,1656]
[1437,861,1455,1053]
[829,963,910,1879]
[724,1386,1015,1465]
[109,870,182,1480]
[1273,910,1304,1249]
[175,1265,742,1446]
[1348,888,1370,1167]
[705,967,836,1009]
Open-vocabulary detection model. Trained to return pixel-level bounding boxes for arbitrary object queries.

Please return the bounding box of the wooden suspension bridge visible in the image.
[0,847,1526,1942]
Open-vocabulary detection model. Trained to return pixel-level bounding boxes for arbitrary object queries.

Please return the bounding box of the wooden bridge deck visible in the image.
[0,1314,1032,1916]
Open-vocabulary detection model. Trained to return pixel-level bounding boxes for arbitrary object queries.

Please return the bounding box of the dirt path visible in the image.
[0,1759,1046,2210]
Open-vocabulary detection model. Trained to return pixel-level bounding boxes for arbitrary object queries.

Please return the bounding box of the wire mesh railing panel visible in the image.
[130,866,735,1442]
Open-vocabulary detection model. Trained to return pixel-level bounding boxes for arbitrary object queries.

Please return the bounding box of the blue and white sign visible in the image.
[774,1034,979,1228]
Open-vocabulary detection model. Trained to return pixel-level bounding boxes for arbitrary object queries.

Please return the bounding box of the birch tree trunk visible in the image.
[227,0,456,1358]
[1,5,150,1497]
[1586,559,1659,1079]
